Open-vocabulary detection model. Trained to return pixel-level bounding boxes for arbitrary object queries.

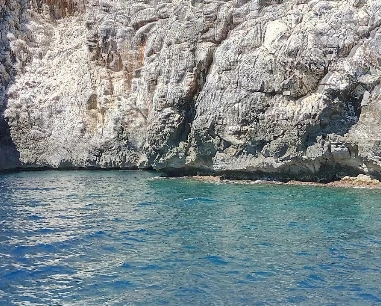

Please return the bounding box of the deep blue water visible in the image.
[1,171,381,305]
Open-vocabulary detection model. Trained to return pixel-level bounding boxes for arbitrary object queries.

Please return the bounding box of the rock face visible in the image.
[1,0,381,181]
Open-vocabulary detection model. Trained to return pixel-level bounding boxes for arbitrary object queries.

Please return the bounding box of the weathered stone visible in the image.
[0,0,381,181]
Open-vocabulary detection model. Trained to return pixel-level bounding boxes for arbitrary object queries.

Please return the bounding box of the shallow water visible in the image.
[0,170,381,305]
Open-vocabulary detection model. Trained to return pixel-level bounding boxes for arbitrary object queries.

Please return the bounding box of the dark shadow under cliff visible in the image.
[0,1,25,169]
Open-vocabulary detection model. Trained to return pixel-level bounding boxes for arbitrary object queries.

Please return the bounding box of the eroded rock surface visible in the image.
[1,0,381,180]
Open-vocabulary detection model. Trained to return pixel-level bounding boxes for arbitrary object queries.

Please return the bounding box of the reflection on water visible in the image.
[0,171,381,305]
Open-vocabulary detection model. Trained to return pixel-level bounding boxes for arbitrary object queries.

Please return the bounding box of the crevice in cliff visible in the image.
[258,0,285,9]
[306,66,380,148]
[0,0,26,168]
[131,17,159,32]
[180,44,215,144]
[297,18,381,153]
[30,0,86,19]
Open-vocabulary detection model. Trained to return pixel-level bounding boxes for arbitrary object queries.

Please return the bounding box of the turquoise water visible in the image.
[1,171,381,305]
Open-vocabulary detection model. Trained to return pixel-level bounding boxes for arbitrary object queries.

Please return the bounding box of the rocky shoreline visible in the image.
[189,173,381,189]
[1,165,381,189]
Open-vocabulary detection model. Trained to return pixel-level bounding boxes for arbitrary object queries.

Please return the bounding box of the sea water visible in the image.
[0,170,381,305]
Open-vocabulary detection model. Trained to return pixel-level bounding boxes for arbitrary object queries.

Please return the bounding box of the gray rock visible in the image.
[1,0,381,181]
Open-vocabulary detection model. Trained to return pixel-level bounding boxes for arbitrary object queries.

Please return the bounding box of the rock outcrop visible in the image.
[1,0,381,181]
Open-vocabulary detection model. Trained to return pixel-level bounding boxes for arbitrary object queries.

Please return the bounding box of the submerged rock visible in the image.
[0,0,381,181]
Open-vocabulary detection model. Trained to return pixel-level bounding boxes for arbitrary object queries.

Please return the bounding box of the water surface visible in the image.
[0,171,381,305]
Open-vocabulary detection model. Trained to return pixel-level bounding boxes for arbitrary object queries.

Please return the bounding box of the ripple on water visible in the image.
[1,171,381,305]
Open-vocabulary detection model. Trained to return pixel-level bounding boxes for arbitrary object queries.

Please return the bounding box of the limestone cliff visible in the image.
[1,0,381,181]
